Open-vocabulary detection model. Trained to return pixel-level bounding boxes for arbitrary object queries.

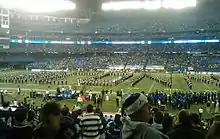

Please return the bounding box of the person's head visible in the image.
[190,113,201,126]
[2,101,9,108]
[162,115,174,134]
[87,104,94,113]
[151,107,160,116]
[94,107,101,114]
[178,110,191,126]
[14,108,28,124]
[114,114,122,125]
[42,102,61,130]
[154,111,164,124]
[122,93,151,123]
[213,114,220,123]
[61,106,69,116]
[206,122,220,139]
[27,110,35,122]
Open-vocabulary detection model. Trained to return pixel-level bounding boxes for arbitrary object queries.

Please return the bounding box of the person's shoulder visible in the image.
[191,128,206,136]
[134,123,168,139]
[81,113,101,119]
[147,126,169,139]
[33,122,44,133]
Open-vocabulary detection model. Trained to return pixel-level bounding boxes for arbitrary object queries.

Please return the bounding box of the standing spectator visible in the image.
[79,104,103,139]
[167,110,205,139]
[190,113,207,134]
[107,114,122,139]
[94,108,107,139]
[57,106,79,139]
[33,102,61,139]
[108,115,113,123]
[121,93,168,139]
[206,122,220,139]
[97,95,103,109]
[27,110,36,128]
[7,108,33,139]
[152,111,164,131]
[162,114,174,134]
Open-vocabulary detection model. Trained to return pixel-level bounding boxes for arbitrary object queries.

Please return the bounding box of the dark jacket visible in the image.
[107,121,122,139]
[57,116,78,139]
[193,126,208,135]
[167,125,205,139]
[33,123,57,139]
[7,125,33,139]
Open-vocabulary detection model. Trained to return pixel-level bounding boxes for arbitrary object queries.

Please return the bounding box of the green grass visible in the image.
[0,71,219,117]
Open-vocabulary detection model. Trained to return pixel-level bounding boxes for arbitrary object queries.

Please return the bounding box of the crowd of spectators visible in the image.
[22,52,220,72]
[1,92,220,139]
[8,0,220,34]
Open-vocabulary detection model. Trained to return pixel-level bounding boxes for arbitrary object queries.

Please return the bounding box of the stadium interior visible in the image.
[1,0,220,139]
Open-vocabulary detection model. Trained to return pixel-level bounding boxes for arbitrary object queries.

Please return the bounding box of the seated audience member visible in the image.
[107,114,122,139]
[108,115,113,123]
[121,93,168,139]
[213,114,220,123]
[167,110,205,139]
[206,122,220,139]
[152,111,164,131]
[27,110,36,128]
[57,106,79,139]
[7,108,33,139]
[190,113,207,134]
[162,114,174,134]
[71,108,82,123]
[79,104,103,139]
[33,102,61,139]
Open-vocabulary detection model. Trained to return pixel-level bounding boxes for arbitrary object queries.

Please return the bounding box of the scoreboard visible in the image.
[0,7,9,49]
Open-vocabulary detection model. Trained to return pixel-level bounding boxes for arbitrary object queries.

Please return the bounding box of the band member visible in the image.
[18,85,21,95]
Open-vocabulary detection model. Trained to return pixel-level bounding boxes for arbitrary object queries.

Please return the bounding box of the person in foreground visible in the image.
[7,108,33,139]
[167,110,205,139]
[121,93,169,139]
[33,102,61,139]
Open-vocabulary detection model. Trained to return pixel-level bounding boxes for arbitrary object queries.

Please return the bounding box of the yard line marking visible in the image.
[203,83,212,90]
[148,81,156,93]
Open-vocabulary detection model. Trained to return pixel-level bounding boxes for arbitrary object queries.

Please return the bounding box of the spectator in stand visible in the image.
[167,110,205,139]
[70,108,82,123]
[121,93,168,139]
[107,114,122,139]
[27,110,36,128]
[108,115,113,123]
[152,111,164,131]
[162,114,174,134]
[33,102,61,139]
[7,108,33,139]
[79,104,103,139]
[94,108,107,139]
[190,113,207,134]
[213,114,220,123]
[206,122,220,139]
[57,106,79,139]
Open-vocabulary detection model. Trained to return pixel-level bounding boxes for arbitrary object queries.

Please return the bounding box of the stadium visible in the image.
[0,0,220,139]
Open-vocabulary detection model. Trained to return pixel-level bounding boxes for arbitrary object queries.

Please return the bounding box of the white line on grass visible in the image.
[202,83,212,90]
[148,81,156,93]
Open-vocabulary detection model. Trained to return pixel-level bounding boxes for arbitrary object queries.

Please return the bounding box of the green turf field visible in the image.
[0,71,219,117]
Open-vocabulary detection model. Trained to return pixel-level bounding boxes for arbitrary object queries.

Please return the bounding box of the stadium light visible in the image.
[162,0,197,9]
[102,0,197,11]
[0,0,75,13]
